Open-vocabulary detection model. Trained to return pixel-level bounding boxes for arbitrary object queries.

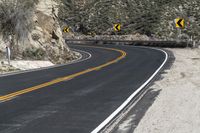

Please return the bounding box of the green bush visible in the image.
[22,48,46,60]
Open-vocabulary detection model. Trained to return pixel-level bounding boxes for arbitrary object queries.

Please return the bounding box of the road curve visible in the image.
[0,44,167,133]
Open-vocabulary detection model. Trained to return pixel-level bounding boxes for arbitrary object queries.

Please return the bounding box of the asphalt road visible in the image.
[0,44,167,133]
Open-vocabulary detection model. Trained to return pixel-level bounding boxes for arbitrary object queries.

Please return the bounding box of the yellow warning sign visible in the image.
[114,24,121,31]
[175,18,184,28]
[63,27,70,33]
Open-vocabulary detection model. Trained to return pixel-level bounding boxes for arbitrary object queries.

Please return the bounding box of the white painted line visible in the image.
[91,47,168,133]
[0,48,92,78]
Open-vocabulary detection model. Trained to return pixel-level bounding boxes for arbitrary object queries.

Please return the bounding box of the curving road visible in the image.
[0,44,167,133]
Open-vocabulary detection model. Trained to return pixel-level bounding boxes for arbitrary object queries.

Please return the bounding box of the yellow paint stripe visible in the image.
[0,46,126,101]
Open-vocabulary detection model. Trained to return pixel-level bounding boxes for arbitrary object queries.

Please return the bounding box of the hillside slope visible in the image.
[59,0,200,41]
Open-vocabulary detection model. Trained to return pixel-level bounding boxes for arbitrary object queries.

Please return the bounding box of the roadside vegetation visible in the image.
[0,0,38,58]
[59,0,200,43]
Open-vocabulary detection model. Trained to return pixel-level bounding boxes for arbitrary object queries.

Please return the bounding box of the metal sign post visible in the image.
[6,46,11,66]
[6,35,12,66]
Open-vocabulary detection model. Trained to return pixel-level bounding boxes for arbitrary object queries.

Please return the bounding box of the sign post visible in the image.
[6,35,12,66]
[6,46,11,66]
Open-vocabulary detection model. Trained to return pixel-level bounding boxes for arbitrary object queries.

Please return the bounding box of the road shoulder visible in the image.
[0,49,83,77]
[111,48,200,133]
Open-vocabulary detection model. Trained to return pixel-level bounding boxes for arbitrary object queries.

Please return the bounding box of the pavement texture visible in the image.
[0,44,166,133]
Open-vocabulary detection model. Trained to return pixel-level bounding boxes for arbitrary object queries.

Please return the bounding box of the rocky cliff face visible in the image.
[27,0,73,63]
[0,0,79,64]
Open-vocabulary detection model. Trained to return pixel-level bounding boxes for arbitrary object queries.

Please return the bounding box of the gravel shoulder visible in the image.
[134,48,200,133]
[0,60,54,75]
[111,48,200,133]
[0,49,81,75]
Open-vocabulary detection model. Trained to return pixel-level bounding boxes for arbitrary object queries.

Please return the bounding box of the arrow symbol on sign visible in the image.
[116,25,120,31]
[63,27,70,33]
[114,24,121,31]
[177,19,183,28]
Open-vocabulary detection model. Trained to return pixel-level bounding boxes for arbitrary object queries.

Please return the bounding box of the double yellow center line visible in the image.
[0,46,127,102]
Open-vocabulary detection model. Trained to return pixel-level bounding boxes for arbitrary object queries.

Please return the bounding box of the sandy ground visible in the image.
[0,60,54,74]
[133,48,200,133]
[10,60,54,70]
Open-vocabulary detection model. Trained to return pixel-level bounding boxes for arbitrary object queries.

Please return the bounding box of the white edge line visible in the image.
[91,47,168,133]
[0,48,92,78]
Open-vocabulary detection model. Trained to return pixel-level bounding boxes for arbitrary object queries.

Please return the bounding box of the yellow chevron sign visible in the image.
[63,27,70,32]
[114,24,121,31]
[175,18,185,28]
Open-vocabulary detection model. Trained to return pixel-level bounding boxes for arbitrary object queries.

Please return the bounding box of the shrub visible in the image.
[22,47,46,60]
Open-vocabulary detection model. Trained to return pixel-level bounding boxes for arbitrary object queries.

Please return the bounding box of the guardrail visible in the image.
[65,39,191,48]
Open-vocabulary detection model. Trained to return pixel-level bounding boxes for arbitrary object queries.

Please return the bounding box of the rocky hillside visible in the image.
[1,0,199,62]
[0,0,79,64]
[59,0,200,42]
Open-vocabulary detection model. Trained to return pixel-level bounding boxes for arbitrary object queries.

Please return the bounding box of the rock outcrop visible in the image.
[0,0,79,64]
